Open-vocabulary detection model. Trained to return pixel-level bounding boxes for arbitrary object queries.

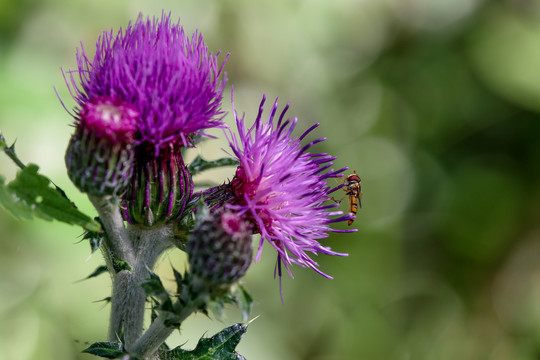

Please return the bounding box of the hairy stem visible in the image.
[130,313,175,359]
[130,292,208,358]
[88,195,135,264]
[119,224,174,349]
[109,270,144,343]
[88,195,136,342]
[88,194,178,353]
[129,224,174,275]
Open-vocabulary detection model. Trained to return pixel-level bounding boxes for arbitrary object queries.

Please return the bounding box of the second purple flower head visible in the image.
[206,95,356,285]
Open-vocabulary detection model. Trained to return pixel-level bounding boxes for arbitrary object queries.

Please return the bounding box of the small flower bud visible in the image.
[122,149,193,227]
[65,97,138,196]
[187,210,253,287]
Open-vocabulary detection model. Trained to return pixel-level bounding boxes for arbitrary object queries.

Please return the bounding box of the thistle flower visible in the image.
[65,96,138,196]
[205,95,355,284]
[187,209,253,288]
[62,12,227,224]
[64,12,227,155]
[123,146,192,227]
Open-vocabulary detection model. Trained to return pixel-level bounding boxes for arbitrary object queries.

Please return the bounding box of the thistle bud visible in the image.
[187,210,253,287]
[65,97,138,196]
[122,148,193,227]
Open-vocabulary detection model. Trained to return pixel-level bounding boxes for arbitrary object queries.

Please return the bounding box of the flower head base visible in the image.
[187,209,253,287]
[63,12,227,157]
[122,148,193,227]
[208,95,355,283]
[65,96,138,196]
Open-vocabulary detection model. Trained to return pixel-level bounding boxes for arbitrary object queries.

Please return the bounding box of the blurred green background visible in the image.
[1,0,540,359]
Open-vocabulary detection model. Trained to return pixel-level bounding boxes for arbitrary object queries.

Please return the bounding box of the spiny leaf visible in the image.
[160,297,175,313]
[207,298,226,320]
[0,131,26,170]
[159,323,248,360]
[79,265,108,281]
[1,131,78,200]
[207,285,253,322]
[164,316,182,329]
[82,342,125,358]
[140,269,168,297]
[143,270,180,328]
[233,285,253,323]
[0,131,6,150]
[83,227,104,254]
[151,303,159,323]
[113,259,132,273]
[0,164,101,232]
[187,155,238,176]
[93,296,111,304]
[172,267,185,295]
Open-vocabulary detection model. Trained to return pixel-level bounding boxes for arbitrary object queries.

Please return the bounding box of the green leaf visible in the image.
[207,285,253,322]
[141,269,168,298]
[1,132,76,200]
[82,342,125,358]
[93,296,111,304]
[113,259,132,273]
[172,206,197,250]
[160,323,248,360]
[143,270,182,328]
[233,285,253,323]
[187,155,238,176]
[79,265,108,281]
[83,227,104,254]
[164,316,182,329]
[0,131,6,150]
[207,298,226,320]
[172,267,185,295]
[0,164,101,232]
[171,268,193,307]
[0,131,26,170]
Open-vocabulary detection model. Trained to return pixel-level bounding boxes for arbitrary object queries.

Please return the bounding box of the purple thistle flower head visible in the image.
[187,209,253,287]
[76,96,138,144]
[63,12,227,157]
[220,95,356,284]
[65,96,138,196]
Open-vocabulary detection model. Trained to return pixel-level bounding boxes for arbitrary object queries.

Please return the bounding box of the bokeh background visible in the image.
[1,0,540,359]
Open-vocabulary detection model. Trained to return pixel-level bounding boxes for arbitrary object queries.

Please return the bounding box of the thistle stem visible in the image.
[118,224,173,348]
[88,194,180,353]
[106,223,175,347]
[88,195,137,343]
[109,270,144,343]
[130,313,175,358]
[130,292,208,358]
[0,132,26,170]
[88,195,135,265]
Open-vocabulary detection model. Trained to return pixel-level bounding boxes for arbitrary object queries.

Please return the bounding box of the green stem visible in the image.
[88,195,135,265]
[130,291,208,358]
[108,270,143,343]
[120,224,173,348]
[88,194,136,342]
[0,132,26,170]
[88,194,178,353]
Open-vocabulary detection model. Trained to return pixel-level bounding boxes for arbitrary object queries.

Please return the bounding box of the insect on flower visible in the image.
[331,171,362,226]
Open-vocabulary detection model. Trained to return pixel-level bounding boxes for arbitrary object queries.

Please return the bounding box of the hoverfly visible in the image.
[331,170,361,226]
